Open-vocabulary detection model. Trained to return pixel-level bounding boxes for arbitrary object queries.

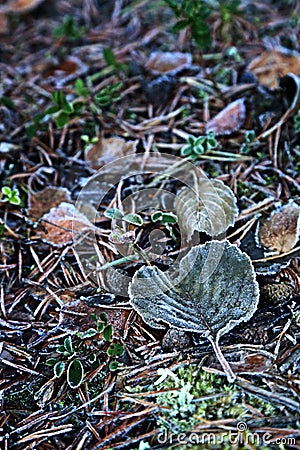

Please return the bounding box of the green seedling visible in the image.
[104,208,143,226]
[151,210,178,241]
[46,90,84,128]
[81,134,99,150]
[1,186,21,206]
[93,81,122,108]
[181,131,218,157]
[240,129,259,154]
[46,313,124,388]
[53,15,86,42]
[103,48,128,74]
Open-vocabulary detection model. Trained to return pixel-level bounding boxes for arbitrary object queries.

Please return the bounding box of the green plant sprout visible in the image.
[53,15,86,42]
[46,90,84,128]
[104,208,143,226]
[81,134,99,149]
[164,0,213,49]
[103,48,128,74]
[181,131,218,157]
[164,0,242,50]
[26,79,123,137]
[151,210,178,241]
[240,130,260,154]
[1,186,21,205]
[46,313,124,388]
[93,81,123,108]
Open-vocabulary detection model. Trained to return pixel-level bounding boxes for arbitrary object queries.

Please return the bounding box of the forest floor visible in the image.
[0,0,300,449]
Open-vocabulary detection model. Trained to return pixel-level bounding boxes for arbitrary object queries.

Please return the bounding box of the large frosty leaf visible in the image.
[129,241,259,381]
[129,241,258,338]
[175,178,238,241]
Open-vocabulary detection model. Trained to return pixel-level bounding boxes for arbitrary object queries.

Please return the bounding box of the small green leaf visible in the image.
[100,312,108,323]
[104,208,124,220]
[97,322,105,332]
[52,91,67,106]
[9,195,21,205]
[56,111,70,128]
[26,124,38,139]
[73,101,84,113]
[123,213,143,226]
[67,359,84,388]
[181,145,193,156]
[64,336,73,354]
[62,102,74,114]
[103,324,113,341]
[161,212,178,224]
[172,19,189,33]
[46,105,61,115]
[107,343,124,356]
[151,211,163,222]
[54,361,65,378]
[75,78,89,97]
[109,361,119,371]
[103,47,117,66]
[2,186,11,196]
[0,96,15,110]
[193,144,205,155]
[77,328,98,339]
[88,353,97,364]
[46,358,58,366]
[56,345,66,354]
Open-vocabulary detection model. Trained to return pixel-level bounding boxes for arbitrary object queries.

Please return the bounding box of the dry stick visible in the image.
[206,334,236,383]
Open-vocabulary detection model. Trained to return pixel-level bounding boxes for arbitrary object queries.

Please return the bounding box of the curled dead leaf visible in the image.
[258,203,300,254]
[85,136,138,170]
[206,98,246,136]
[248,47,300,90]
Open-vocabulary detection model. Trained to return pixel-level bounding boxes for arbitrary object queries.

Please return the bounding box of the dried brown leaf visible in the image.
[248,47,300,90]
[258,203,300,254]
[28,186,72,219]
[206,98,246,136]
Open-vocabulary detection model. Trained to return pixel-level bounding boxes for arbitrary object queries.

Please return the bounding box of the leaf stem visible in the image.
[207,334,236,383]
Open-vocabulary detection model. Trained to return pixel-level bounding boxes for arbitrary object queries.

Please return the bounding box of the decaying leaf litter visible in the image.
[0,0,300,448]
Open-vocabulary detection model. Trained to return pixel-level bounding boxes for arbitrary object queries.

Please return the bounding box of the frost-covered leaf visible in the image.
[129,241,259,338]
[175,177,238,241]
[123,213,143,226]
[257,203,300,254]
[104,208,124,220]
[129,241,259,381]
[54,361,65,378]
